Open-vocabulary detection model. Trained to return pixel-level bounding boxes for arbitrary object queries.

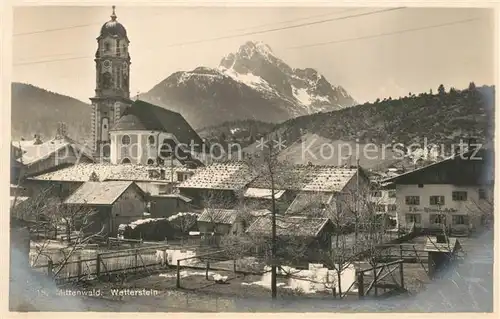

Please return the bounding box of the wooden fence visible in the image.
[33,244,172,283]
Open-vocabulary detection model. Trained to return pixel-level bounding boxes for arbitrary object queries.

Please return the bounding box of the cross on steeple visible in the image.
[111,5,117,21]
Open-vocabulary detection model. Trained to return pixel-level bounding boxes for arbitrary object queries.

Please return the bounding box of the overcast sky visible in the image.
[12,6,494,104]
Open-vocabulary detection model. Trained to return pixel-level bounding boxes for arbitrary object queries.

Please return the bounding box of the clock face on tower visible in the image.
[103,60,111,70]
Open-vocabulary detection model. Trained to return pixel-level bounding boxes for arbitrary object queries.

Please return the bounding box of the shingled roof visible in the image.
[64,181,144,205]
[177,161,257,190]
[12,136,94,166]
[249,165,359,192]
[110,100,204,148]
[285,192,335,216]
[29,163,195,183]
[197,208,271,225]
[246,215,333,237]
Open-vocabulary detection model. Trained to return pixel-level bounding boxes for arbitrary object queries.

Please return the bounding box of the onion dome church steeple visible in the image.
[99,6,128,39]
[90,5,133,158]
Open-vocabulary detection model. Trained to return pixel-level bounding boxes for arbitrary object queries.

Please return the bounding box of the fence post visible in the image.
[77,256,82,279]
[135,249,138,273]
[162,250,167,267]
[47,260,53,278]
[176,260,181,288]
[399,245,405,289]
[96,254,101,278]
[357,270,364,299]
[206,260,210,280]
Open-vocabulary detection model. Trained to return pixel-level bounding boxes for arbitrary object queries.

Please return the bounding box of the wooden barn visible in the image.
[64,181,147,237]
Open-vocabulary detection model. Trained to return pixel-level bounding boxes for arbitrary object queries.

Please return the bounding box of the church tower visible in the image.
[90,6,132,157]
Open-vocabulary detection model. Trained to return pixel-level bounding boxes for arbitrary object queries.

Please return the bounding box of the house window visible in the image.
[122,135,131,145]
[452,191,467,201]
[121,158,131,164]
[452,215,468,225]
[371,191,382,197]
[430,214,446,224]
[148,135,156,145]
[405,196,420,205]
[418,184,424,188]
[429,196,445,206]
[387,204,397,212]
[147,158,155,165]
[405,213,421,224]
[478,189,487,200]
[388,190,396,198]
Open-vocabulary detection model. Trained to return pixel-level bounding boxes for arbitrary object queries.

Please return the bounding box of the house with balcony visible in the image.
[382,145,493,234]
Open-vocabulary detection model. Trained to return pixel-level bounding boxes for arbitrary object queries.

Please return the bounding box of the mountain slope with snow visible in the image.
[142,41,356,128]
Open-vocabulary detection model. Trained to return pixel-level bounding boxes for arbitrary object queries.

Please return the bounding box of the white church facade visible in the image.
[89,6,205,167]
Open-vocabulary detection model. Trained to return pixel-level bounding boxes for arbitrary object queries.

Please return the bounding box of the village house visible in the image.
[197,208,271,245]
[242,188,294,212]
[177,161,257,208]
[64,181,147,237]
[382,145,493,234]
[278,166,371,223]
[11,134,94,183]
[24,163,197,217]
[369,183,397,228]
[245,215,335,265]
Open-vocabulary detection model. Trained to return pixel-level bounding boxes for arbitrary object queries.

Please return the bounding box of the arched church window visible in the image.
[148,135,155,145]
[104,42,111,52]
[122,135,131,145]
[102,72,112,89]
[116,39,121,56]
[101,118,109,142]
[102,144,110,158]
[121,158,131,164]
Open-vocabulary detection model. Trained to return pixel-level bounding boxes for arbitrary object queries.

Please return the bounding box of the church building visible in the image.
[90,6,205,166]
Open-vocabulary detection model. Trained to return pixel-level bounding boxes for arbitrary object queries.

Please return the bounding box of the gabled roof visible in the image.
[110,100,203,147]
[197,208,239,225]
[285,192,335,216]
[246,215,332,237]
[244,188,286,200]
[29,163,195,183]
[248,165,360,192]
[12,136,94,166]
[424,237,461,253]
[197,208,270,225]
[382,147,494,185]
[64,181,143,205]
[178,161,257,190]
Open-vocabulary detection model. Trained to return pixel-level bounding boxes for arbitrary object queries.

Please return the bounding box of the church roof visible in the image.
[111,100,204,147]
[99,6,127,40]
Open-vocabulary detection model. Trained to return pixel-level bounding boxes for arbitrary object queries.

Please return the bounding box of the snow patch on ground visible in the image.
[241,264,357,294]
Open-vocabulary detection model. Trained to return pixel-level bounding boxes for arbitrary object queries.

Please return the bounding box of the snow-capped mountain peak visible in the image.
[142,41,357,128]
